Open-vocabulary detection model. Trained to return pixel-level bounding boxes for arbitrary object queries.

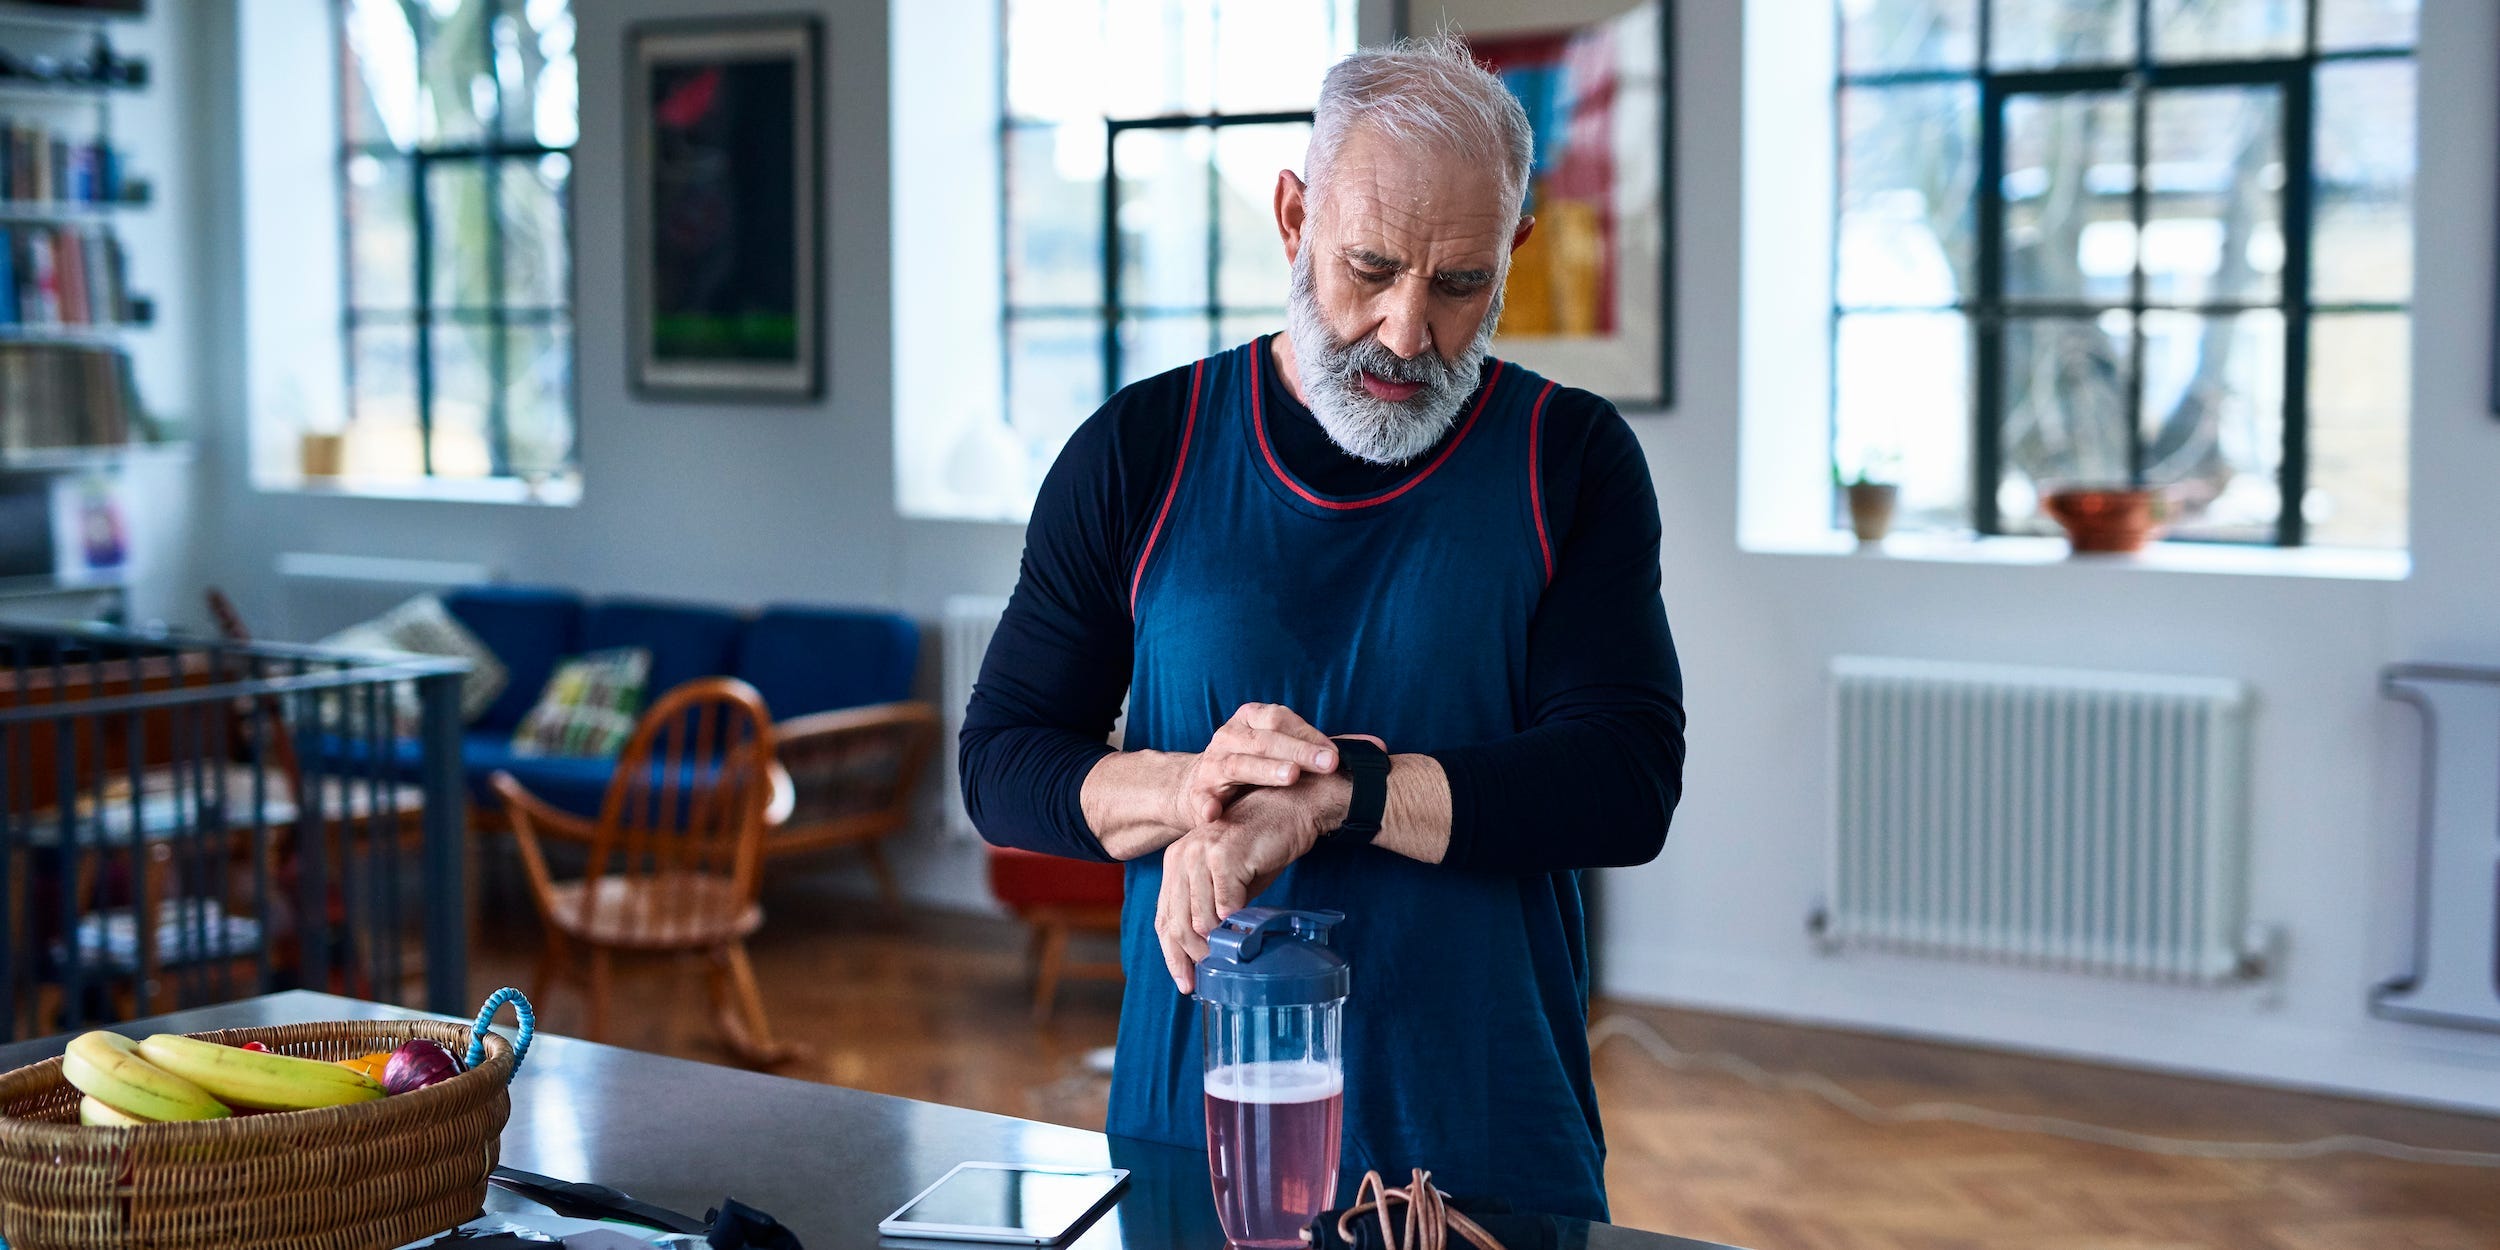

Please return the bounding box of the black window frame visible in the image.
[333,0,577,482]
[1833,0,2416,547]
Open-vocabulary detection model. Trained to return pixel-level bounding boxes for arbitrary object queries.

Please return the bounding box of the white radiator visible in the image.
[1823,658,2257,983]
[941,594,1011,841]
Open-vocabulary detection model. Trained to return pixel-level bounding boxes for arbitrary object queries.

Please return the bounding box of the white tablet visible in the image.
[877,1162,1130,1245]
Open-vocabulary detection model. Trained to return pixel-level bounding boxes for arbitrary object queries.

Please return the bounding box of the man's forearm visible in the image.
[1081,750,1193,860]
[1371,754,1451,864]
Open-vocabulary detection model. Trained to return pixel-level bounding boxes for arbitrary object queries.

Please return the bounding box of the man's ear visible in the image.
[1509,213,1537,255]
[1276,170,1310,265]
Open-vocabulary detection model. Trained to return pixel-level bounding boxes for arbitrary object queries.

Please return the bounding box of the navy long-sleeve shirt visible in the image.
[960,339,1685,872]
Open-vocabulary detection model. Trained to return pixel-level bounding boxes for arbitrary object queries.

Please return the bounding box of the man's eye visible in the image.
[1438,279,1486,298]
[1351,266,1393,284]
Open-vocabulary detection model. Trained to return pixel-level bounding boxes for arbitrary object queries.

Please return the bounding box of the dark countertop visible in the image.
[0,992,1742,1250]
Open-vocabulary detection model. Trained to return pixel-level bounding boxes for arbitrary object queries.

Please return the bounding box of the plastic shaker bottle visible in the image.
[1196,907,1349,1249]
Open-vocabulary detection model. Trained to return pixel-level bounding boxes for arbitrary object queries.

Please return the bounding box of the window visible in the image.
[1000,0,1359,477]
[1833,0,2414,548]
[336,0,578,486]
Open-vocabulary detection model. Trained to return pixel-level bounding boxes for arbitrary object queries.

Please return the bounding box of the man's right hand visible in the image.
[1082,702,1340,861]
[1168,703,1339,828]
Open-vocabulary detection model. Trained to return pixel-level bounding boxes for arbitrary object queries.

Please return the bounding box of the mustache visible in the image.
[1333,333,1462,393]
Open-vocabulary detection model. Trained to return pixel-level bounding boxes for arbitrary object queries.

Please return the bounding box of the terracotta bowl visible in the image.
[2042,487,2161,554]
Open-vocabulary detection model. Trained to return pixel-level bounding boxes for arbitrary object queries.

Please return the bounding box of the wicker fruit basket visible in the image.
[0,994,531,1250]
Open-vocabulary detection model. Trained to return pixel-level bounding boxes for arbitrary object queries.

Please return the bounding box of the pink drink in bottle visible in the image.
[1205,1060,1343,1247]
[1196,909,1349,1249]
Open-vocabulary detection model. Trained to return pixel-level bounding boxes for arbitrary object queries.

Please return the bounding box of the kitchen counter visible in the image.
[0,992,1745,1250]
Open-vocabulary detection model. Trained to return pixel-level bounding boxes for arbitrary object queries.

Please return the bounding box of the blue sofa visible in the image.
[435,587,924,822]
[311,587,937,900]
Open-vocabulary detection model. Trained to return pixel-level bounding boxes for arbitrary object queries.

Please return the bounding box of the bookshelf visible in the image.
[0,3,153,622]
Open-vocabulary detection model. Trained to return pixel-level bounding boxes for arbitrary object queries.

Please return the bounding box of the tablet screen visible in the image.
[886,1164,1125,1240]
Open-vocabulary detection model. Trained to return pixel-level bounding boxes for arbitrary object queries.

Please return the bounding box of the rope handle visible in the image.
[1335,1170,1508,1250]
[464,987,536,1078]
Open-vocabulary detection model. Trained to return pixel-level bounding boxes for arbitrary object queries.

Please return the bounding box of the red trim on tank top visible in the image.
[1252,335,1506,511]
[1128,357,1206,617]
[1527,380,1557,584]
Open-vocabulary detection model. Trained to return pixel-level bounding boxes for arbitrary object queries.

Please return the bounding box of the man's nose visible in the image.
[1375,278,1434,361]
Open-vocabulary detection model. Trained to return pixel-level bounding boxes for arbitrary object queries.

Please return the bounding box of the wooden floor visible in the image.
[469,884,2500,1250]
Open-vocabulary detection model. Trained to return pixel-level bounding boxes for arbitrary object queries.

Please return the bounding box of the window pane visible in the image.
[1007,0,1107,123]
[1007,123,1106,308]
[2317,0,2417,50]
[1989,0,2135,68]
[1839,83,1977,309]
[1213,0,1354,113]
[1119,314,1213,388]
[342,0,421,149]
[346,154,416,310]
[2314,60,2414,305]
[1215,123,1308,310]
[1835,311,1971,530]
[2003,91,2134,305]
[2149,0,2302,61]
[1999,311,2133,533]
[503,322,574,476]
[2144,86,2282,305]
[1841,0,1979,74]
[495,0,578,147]
[1102,0,1216,117]
[1007,316,1104,457]
[2304,312,2408,548]
[502,153,570,308]
[2139,310,2283,542]
[348,325,418,436]
[428,161,496,310]
[1115,126,1211,312]
[420,0,495,144]
[428,321,496,478]
[1217,314,1281,354]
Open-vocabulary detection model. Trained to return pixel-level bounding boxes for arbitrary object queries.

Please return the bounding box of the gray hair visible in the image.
[1305,34,1535,230]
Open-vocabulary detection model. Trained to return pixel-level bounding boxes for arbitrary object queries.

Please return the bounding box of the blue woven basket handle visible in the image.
[465,987,537,1078]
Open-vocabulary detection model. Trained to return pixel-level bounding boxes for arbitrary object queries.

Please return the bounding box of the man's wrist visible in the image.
[1310,767,1355,833]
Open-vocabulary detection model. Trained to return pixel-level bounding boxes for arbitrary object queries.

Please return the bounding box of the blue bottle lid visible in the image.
[1194,907,1350,1007]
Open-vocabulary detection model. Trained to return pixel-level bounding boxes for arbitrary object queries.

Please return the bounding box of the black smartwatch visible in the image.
[1325,736,1389,845]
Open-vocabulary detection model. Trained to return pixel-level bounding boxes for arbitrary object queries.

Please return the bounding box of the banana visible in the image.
[60,1032,229,1123]
[79,1094,151,1127]
[134,1034,384,1112]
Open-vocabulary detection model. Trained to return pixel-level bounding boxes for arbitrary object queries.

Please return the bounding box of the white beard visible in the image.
[1282,246,1504,466]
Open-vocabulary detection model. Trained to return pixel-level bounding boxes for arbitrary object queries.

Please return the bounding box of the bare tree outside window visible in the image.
[1834,0,2414,548]
[336,0,579,486]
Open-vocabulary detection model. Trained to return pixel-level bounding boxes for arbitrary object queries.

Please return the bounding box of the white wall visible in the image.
[1605,0,2500,1113]
[180,0,2500,1109]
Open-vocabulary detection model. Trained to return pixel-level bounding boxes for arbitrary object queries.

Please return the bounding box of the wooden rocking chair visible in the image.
[492,677,800,1067]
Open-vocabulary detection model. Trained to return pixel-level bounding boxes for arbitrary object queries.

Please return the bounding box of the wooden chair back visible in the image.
[575,678,778,943]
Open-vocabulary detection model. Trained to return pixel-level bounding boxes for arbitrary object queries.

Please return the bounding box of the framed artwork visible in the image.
[1409,0,1674,411]
[627,17,822,400]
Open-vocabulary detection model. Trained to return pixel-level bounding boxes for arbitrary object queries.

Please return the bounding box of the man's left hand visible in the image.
[1155,776,1351,993]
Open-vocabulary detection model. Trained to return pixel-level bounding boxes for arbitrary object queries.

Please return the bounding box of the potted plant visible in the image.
[1837,450,1900,545]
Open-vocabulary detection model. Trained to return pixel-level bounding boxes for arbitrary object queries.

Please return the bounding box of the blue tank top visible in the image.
[1111,336,1607,1221]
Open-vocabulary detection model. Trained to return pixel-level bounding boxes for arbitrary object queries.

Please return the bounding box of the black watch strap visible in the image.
[1326,736,1389,845]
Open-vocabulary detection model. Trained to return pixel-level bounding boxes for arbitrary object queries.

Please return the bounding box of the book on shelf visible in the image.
[0,341,144,453]
[0,222,134,328]
[0,119,134,207]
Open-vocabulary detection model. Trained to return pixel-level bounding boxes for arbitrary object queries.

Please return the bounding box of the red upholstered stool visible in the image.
[986,845,1127,1023]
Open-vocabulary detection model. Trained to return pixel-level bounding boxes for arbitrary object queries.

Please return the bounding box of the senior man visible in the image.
[961,36,1684,1221]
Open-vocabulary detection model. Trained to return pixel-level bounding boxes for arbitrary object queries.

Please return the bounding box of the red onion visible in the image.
[381,1039,462,1095]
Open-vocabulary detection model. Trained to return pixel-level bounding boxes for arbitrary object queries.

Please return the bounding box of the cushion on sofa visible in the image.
[511,647,652,758]
[443,586,584,732]
[581,600,743,709]
[735,606,919,720]
[315,593,509,729]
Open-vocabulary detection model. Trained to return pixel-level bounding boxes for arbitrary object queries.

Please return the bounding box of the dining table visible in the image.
[0,991,1747,1250]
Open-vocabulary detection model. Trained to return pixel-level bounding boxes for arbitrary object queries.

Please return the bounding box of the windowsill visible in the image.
[1745,529,2409,581]
[255,473,582,507]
